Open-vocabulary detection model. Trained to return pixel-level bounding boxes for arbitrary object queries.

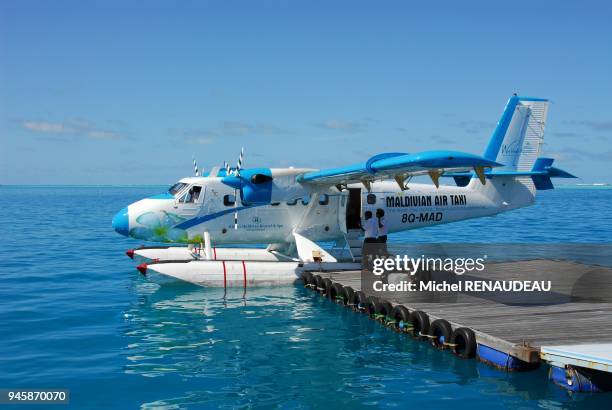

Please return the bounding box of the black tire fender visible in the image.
[313,275,324,293]
[450,327,477,358]
[302,272,314,287]
[322,278,333,296]
[428,319,453,349]
[410,310,430,339]
[341,286,355,306]
[328,283,344,301]
[350,290,367,311]
[391,305,410,331]
[377,301,394,323]
[365,296,381,318]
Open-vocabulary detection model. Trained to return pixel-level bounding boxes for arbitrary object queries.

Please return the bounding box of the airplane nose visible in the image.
[112,207,130,236]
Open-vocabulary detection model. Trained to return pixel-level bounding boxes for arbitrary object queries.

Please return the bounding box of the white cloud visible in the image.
[22,120,73,134]
[85,130,123,140]
[186,137,214,145]
[20,118,125,140]
[314,119,368,133]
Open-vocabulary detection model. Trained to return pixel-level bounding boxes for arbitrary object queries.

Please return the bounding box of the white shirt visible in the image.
[378,216,388,236]
[363,217,378,239]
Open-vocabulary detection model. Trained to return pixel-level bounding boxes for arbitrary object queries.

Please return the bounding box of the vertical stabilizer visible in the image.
[484,95,549,171]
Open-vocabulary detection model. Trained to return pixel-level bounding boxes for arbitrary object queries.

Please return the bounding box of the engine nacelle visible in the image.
[222,168,314,205]
[241,170,273,205]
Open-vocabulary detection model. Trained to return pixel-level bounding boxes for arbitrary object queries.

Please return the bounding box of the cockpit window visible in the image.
[169,182,187,195]
[179,186,202,203]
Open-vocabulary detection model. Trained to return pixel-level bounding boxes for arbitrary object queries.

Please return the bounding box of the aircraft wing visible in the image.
[297,151,503,189]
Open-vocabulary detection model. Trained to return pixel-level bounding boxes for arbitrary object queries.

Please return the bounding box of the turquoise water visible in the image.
[0,186,611,409]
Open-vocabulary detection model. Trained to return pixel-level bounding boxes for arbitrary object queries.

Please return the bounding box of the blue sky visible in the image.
[1,0,611,184]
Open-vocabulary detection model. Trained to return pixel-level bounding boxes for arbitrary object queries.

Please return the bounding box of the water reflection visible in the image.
[122,281,606,409]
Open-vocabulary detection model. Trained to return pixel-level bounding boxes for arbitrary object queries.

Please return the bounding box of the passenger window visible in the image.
[287,199,298,206]
[318,194,329,205]
[366,194,377,205]
[301,196,310,206]
[223,194,236,206]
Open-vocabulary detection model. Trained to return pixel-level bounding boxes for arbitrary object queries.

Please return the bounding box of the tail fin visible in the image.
[484,95,549,172]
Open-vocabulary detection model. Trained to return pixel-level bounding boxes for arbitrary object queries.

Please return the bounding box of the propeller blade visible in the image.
[233,147,244,229]
[233,189,239,230]
[193,156,199,177]
[235,147,244,176]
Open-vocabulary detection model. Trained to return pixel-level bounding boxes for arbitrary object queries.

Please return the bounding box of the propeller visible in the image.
[233,148,244,230]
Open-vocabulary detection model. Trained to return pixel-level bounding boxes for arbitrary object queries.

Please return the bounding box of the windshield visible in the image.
[168,182,187,195]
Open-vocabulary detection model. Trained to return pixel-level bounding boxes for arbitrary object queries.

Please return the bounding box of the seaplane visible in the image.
[112,95,575,287]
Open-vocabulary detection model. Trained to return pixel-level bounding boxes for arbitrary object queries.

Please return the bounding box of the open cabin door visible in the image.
[341,188,363,262]
[346,188,362,230]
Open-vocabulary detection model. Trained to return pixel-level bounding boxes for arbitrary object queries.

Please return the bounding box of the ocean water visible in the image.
[0,186,611,409]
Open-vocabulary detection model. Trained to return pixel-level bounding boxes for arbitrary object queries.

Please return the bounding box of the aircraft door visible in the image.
[345,188,362,230]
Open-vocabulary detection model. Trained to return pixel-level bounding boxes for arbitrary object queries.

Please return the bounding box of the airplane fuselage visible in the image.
[116,173,525,245]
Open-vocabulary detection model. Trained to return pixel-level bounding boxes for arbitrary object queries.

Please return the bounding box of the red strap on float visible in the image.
[242,260,247,289]
[213,247,217,260]
[222,260,227,288]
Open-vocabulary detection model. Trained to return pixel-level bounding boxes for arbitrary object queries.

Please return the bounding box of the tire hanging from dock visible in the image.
[328,283,345,303]
[409,310,430,339]
[450,327,477,359]
[302,272,314,288]
[390,305,411,332]
[341,286,354,307]
[365,296,381,318]
[350,291,368,311]
[313,275,325,294]
[428,319,453,349]
[377,301,394,324]
[322,278,333,296]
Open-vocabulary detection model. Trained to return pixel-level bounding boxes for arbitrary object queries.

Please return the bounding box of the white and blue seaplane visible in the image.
[112,95,575,287]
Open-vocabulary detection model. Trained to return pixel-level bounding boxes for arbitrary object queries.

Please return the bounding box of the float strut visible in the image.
[204,231,213,260]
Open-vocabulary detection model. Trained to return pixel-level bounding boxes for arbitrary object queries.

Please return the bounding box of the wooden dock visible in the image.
[307,259,612,382]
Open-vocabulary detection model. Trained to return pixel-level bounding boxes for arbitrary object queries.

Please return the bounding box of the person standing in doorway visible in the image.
[376,208,388,256]
[362,210,378,271]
